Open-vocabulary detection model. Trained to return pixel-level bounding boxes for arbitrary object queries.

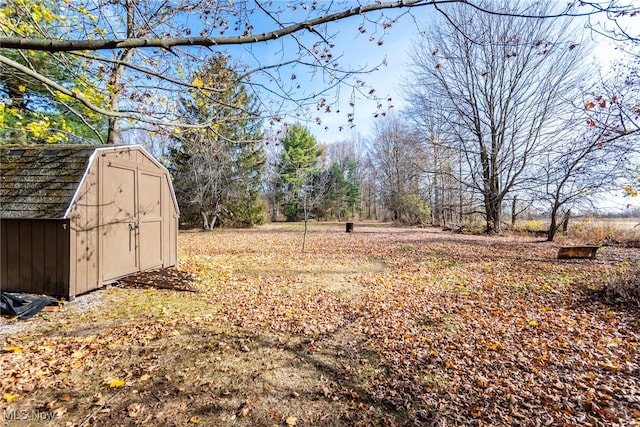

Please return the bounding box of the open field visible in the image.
[1,222,639,426]
[515,216,640,245]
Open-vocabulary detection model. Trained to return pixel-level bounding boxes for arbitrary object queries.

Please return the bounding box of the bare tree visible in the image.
[408,0,588,233]
[535,75,639,241]
[405,90,468,227]
[361,152,384,220]
[536,136,621,241]
[589,50,640,196]
[369,113,430,224]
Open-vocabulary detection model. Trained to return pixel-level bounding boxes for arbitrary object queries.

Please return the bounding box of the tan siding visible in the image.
[171,216,178,266]
[58,221,70,297]
[162,178,170,266]
[68,200,80,297]
[86,166,99,293]
[160,175,177,267]
[138,168,163,270]
[99,149,178,271]
[69,187,82,297]
[69,219,78,298]
[106,146,153,167]
[69,161,100,297]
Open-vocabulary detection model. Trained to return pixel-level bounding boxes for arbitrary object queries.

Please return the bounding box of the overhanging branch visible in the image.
[0,54,231,129]
[0,0,431,52]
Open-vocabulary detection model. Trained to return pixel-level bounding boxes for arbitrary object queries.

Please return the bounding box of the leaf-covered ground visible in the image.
[1,222,639,426]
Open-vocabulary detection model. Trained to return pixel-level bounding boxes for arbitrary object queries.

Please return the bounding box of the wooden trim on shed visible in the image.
[64,150,98,219]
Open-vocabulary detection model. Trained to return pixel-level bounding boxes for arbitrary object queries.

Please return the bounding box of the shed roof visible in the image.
[1,145,97,219]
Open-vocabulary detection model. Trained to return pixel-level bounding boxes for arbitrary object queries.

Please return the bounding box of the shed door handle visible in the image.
[128,223,139,251]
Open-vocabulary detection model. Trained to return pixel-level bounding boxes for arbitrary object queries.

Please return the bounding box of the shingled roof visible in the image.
[0,145,96,219]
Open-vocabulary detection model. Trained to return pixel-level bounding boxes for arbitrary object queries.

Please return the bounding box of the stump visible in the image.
[557,246,599,260]
[346,222,354,233]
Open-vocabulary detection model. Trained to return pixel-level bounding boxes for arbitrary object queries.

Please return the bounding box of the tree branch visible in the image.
[0,54,230,129]
[2,1,630,53]
[0,1,434,52]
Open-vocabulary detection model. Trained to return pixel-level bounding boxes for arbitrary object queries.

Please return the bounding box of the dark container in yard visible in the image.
[346,222,354,233]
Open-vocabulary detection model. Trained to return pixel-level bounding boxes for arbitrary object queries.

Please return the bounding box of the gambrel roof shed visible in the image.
[1,145,179,298]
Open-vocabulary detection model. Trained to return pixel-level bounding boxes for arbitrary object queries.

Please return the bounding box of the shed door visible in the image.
[102,162,139,281]
[138,170,163,270]
[101,160,165,281]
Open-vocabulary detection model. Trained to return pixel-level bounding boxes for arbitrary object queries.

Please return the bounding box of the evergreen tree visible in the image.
[169,55,265,229]
[275,124,323,221]
[315,158,361,220]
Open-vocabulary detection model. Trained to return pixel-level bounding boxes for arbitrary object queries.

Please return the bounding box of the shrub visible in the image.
[602,268,640,305]
[521,220,544,232]
[568,218,640,246]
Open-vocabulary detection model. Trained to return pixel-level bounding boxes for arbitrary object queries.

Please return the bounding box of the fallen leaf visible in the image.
[286,416,297,426]
[470,406,483,418]
[128,403,141,413]
[475,376,489,388]
[107,379,125,388]
[2,393,19,402]
[600,362,621,372]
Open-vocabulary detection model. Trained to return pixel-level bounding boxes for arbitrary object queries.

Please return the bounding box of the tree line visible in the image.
[174,0,638,242]
[1,0,638,240]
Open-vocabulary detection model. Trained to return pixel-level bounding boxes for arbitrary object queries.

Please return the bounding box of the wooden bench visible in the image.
[557,246,600,260]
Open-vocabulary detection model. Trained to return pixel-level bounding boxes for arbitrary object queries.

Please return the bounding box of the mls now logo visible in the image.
[4,408,55,421]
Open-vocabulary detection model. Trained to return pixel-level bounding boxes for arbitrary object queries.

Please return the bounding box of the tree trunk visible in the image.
[201,211,218,230]
[302,218,308,252]
[561,210,571,233]
[511,195,518,227]
[484,194,502,234]
[201,211,210,230]
[106,1,135,144]
[547,221,557,241]
[547,205,559,241]
[302,198,309,252]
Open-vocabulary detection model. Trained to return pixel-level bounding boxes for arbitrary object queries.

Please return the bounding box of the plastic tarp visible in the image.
[0,293,59,320]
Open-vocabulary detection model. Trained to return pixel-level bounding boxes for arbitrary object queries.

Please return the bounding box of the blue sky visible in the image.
[228,2,638,212]
[215,2,634,147]
[122,1,637,211]
[214,3,440,144]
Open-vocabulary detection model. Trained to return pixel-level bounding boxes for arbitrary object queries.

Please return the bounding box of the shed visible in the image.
[1,145,179,299]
